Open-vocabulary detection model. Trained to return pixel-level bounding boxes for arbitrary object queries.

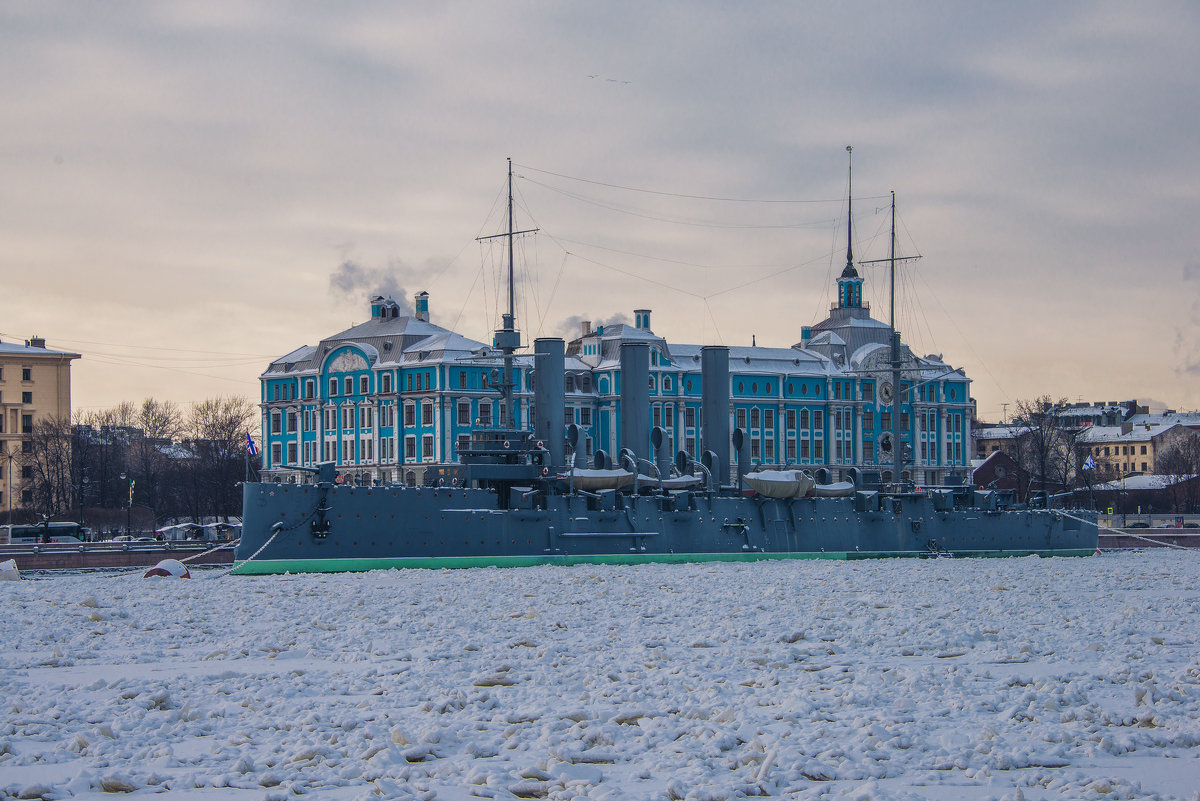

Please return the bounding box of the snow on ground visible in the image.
[2,552,1200,801]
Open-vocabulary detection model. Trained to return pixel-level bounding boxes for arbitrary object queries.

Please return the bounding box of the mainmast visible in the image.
[477,159,537,429]
[888,191,903,487]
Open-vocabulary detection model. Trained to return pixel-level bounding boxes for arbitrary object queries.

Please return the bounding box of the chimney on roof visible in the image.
[27,336,45,348]
[582,320,592,336]
[414,291,430,323]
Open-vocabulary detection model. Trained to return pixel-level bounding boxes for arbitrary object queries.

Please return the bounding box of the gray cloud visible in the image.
[329,260,408,304]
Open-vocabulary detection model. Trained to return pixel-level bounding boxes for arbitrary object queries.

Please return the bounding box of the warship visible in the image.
[234,161,1097,574]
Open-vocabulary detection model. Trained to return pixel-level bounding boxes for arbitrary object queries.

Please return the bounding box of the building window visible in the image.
[422,434,434,459]
[814,440,823,460]
[271,443,282,465]
[814,410,823,429]
[786,440,796,461]
[750,408,760,429]
[458,401,471,426]
[800,409,809,429]
[801,439,810,460]
[457,433,471,457]
[478,403,492,426]
[405,436,416,459]
[344,377,353,396]
[665,405,673,428]
[22,392,32,404]
[765,439,774,462]
[21,465,33,479]
[360,375,368,395]
[685,407,696,428]
[580,407,592,426]
[22,368,31,381]
[404,403,416,427]
[287,443,297,464]
[736,409,746,430]
[865,440,875,461]
[329,378,338,397]
[422,401,434,426]
[863,415,874,431]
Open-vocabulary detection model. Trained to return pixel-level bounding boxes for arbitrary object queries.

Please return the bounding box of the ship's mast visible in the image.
[477,159,537,429]
[888,191,903,487]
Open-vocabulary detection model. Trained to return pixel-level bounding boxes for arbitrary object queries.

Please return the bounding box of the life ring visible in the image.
[504,441,511,449]
[536,440,544,449]
[542,467,549,476]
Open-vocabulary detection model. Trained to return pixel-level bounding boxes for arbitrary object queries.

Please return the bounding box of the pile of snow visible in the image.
[0,558,17,581]
[2,552,1200,800]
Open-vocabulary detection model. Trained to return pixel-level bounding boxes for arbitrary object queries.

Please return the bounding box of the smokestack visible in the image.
[701,346,730,485]
[534,338,566,467]
[582,320,592,336]
[620,342,650,462]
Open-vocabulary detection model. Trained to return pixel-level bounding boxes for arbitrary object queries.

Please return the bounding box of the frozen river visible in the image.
[2,551,1199,800]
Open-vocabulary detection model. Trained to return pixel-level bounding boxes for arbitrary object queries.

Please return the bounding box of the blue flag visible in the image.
[1082,454,1096,471]
[246,432,259,456]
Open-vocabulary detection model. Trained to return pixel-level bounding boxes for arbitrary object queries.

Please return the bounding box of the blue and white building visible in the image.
[260,270,973,486]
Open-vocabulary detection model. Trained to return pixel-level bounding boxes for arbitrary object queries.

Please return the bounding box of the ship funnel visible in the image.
[620,342,650,462]
[701,345,730,485]
[534,338,566,467]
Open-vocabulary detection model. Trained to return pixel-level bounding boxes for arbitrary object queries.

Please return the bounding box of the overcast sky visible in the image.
[2,1,1197,422]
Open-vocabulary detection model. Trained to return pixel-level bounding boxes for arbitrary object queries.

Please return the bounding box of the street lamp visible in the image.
[119,472,133,536]
[4,444,15,528]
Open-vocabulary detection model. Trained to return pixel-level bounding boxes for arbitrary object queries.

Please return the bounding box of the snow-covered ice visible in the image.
[3,551,1200,800]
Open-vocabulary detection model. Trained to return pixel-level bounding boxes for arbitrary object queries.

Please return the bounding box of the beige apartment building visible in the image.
[1077,422,1197,477]
[1,336,80,517]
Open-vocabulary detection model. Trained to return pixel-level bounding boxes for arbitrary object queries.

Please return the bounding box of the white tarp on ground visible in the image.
[1,552,1199,799]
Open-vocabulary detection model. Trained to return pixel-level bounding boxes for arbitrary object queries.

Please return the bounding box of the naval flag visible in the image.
[246,432,259,456]
[1082,454,1096,471]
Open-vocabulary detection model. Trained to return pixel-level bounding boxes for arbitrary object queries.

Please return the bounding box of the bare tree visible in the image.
[130,398,185,524]
[1158,435,1200,513]
[26,415,75,519]
[184,396,257,521]
[1013,395,1072,500]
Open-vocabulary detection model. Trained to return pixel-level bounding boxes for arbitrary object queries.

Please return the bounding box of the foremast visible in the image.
[477,158,537,428]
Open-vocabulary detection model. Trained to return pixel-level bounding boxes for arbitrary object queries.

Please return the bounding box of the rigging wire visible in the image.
[515,162,889,205]
[522,177,839,230]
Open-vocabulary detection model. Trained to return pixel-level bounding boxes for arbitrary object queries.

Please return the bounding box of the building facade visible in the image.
[260,276,975,486]
[1,337,79,516]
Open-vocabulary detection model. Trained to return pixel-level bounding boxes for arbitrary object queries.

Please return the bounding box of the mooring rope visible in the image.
[1057,509,1192,552]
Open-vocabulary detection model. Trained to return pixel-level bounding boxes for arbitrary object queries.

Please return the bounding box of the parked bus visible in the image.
[0,522,88,545]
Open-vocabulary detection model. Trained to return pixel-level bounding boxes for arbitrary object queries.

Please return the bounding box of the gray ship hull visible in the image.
[233,482,1098,574]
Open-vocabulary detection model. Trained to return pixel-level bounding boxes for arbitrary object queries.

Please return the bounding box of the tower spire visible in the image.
[845,145,854,274]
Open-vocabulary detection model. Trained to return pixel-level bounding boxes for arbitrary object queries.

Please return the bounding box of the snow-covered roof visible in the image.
[1077,423,1185,444]
[1091,474,1196,491]
[974,426,1031,440]
[0,339,80,358]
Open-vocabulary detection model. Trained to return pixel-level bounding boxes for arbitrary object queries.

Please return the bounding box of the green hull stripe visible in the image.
[230,548,1097,576]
